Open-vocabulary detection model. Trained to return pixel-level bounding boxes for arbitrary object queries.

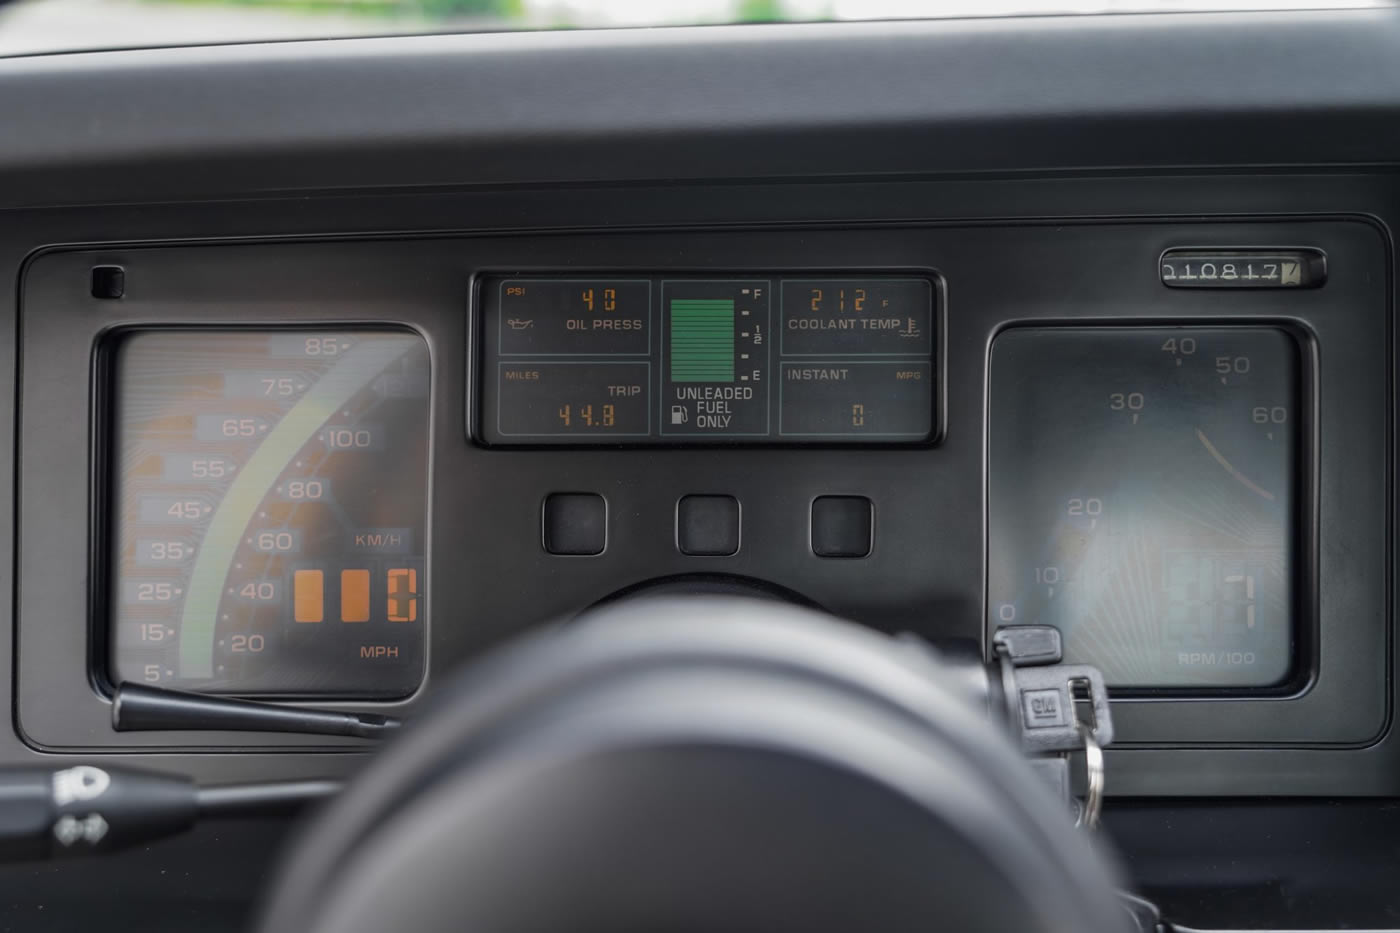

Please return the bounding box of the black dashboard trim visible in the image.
[2,11,1400,208]
[0,172,1391,802]
[11,214,1387,763]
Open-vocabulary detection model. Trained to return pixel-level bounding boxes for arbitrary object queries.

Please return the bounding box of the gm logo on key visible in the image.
[1022,689,1069,729]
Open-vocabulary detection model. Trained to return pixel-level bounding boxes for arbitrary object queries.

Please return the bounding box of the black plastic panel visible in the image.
[1108,800,1400,930]
[0,165,1390,821]
[13,217,1387,760]
[5,11,1400,207]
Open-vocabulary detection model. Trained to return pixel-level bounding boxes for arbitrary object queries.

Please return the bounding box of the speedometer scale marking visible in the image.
[110,331,430,697]
[179,338,421,677]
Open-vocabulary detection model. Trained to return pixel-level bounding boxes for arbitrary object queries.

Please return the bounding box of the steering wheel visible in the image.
[257,596,1131,933]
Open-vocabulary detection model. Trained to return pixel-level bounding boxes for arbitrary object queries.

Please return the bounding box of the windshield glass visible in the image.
[0,0,1390,58]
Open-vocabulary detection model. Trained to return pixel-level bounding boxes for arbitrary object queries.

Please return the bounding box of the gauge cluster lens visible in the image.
[109,330,430,697]
[988,326,1299,689]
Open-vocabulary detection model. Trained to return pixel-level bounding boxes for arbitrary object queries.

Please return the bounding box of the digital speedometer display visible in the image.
[108,330,429,698]
[988,326,1298,689]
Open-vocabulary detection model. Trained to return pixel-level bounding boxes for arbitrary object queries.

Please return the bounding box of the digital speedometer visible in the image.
[108,330,430,698]
[988,326,1299,689]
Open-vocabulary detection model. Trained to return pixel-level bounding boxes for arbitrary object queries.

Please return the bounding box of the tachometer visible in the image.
[108,330,430,698]
[988,326,1299,689]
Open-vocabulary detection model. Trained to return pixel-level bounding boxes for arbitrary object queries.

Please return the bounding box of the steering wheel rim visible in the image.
[258,596,1131,933]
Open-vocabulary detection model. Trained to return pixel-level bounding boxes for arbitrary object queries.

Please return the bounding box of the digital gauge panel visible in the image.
[988,327,1299,689]
[108,330,430,698]
[478,275,936,444]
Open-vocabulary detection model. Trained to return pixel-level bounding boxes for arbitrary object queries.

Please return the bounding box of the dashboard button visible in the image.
[91,265,125,299]
[543,494,607,556]
[811,496,872,558]
[676,495,740,556]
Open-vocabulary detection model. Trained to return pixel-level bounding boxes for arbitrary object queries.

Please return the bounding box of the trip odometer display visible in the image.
[109,330,430,698]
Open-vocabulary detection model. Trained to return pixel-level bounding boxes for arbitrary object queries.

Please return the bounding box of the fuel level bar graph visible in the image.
[661,281,770,437]
[668,299,736,382]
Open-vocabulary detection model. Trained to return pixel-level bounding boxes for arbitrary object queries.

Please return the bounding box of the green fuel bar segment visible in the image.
[669,299,735,383]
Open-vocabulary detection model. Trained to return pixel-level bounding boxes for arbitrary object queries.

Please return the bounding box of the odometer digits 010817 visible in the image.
[988,326,1299,689]
[109,330,430,698]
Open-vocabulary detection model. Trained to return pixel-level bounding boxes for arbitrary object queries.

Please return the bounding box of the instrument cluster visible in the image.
[10,218,1385,779]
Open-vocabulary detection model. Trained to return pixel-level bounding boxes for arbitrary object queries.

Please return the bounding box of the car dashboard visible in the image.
[1,7,1399,931]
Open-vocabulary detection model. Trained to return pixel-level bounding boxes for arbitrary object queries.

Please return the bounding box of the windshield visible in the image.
[0,0,1390,58]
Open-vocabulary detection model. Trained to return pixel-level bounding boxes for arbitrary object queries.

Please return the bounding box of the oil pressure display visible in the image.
[108,330,429,698]
[988,326,1299,689]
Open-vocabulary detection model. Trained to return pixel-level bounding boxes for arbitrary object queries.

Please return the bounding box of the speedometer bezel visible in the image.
[91,323,433,703]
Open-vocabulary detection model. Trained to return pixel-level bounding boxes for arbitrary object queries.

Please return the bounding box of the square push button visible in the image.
[677,495,740,556]
[543,494,607,556]
[811,496,872,558]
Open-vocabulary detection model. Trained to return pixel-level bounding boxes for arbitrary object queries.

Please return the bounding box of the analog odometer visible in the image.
[109,330,429,697]
[988,326,1298,689]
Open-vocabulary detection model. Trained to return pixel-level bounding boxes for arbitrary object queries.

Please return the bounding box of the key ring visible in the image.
[1076,723,1105,831]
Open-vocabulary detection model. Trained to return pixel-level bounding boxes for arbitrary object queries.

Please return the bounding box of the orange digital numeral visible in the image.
[387,568,418,623]
[293,570,324,623]
[341,569,370,623]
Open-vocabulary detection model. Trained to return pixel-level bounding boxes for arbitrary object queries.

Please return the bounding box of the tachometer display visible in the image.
[108,330,430,698]
[988,326,1298,689]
